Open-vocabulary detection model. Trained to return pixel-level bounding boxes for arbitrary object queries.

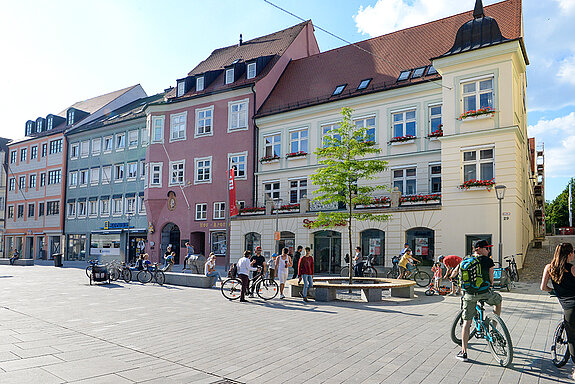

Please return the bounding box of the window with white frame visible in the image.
[125,196,136,214]
[67,202,76,218]
[247,62,256,79]
[77,201,86,217]
[8,178,15,191]
[7,206,14,219]
[225,68,234,84]
[195,107,213,136]
[151,116,164,143]
[177,81,185,97]
[90,168,99,185]
[195,157,211,183]
[70,143,79,159]
[80,140,89,157]
[18,176,25,190]
[229,152,247,179]
[290,179,307,203]
[150,163,162,187]
[430,164,441,193]
[69,172,78,187]
[140,160,146,179]
[17,204,24,218]
[128,130,139,147]
[100,198,110,216]
[92,138,101,155]
[103,136,113,152]
[170,112,186,141]
[429,105,442,134]
[112,198,123,215]
[462,147,494,182]
[40,173,46,187]
[170,160,185,185]
[196,76,204,91]
[195,203,207,220]
[115,164,124,181]
[102,166,112,184]
[20,148,27,162]
[321,123,341,147]
[116,133,125,150]
[141,127,149,146]
[31,146,37,159]
[138,195,146,214]
[264,181,280,200]
[355,116,376,142]
[264,134,281,158]
[392,110,416,138]
[28,203,35,218]
[29,174,36,189]
[229,100,248,131]
[79,169,88,186]
[393,168,417,195]
[462,77,494,113]
[46,201,59,215]
[127,162,138,179]
[10,151,16,164]
[88,200,98,216]
[213,202,225,219]
[289,129,308,154]
[48,170,62,185]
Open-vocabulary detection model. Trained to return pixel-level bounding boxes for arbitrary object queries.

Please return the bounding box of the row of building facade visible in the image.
[1,0,545,272]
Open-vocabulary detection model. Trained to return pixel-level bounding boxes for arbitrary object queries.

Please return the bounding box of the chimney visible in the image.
[239,34,243,46]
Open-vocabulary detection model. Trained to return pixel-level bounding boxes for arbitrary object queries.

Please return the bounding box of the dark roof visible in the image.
[258,0,523,117]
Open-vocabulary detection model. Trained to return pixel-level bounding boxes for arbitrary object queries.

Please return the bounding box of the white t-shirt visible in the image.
[277,254,290,274]
[204,259,215,275]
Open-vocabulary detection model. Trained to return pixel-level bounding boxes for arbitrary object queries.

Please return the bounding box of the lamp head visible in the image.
[494,184,506,200]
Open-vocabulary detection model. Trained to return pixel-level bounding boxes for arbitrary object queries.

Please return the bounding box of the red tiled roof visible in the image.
[259,0,523,117]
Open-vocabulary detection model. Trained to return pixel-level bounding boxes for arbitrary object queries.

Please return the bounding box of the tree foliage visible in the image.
[546,178,575,227]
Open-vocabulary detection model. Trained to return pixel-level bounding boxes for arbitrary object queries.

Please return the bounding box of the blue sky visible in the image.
[1,0,573,200]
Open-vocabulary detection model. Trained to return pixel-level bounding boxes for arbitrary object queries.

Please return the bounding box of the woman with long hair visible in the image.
[541,242,575,371]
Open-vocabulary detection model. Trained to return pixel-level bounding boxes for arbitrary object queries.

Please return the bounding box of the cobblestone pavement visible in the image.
[0,265,571,383]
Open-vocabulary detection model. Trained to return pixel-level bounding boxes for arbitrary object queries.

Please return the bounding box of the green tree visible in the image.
[309,107,390,283]
[547,178,575,227]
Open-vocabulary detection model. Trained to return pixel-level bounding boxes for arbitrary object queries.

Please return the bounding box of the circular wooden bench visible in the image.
[287,277,416,302]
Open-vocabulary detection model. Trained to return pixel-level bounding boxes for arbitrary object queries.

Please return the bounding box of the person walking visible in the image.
[182,242,195,270]
[353,246,364,277]
[292,246,303,279]
[204,252,222,287]
[237,250,257,302]
[298,247,314,302]
[275,247,293,299]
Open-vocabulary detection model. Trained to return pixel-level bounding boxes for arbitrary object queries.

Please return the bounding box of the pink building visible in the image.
[144,21,319,265]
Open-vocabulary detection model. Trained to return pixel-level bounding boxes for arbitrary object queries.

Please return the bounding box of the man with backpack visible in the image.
[453,240,502,362]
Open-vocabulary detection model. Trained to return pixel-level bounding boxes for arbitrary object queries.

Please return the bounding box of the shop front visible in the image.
[313,230,341,274]
[405,227,435,265]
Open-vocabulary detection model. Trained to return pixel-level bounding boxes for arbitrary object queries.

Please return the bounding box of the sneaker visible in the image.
[303,297,308,302]
[456,351,468,362]
[280,294,285,299]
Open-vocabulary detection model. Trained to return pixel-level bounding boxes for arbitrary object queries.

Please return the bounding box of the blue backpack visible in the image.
[459,256,489,294]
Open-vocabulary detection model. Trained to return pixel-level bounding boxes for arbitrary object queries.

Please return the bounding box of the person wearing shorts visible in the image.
[439,255,463,295]
[275,247,292,299]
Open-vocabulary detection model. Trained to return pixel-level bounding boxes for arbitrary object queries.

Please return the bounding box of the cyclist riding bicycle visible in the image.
[399,249,419,279]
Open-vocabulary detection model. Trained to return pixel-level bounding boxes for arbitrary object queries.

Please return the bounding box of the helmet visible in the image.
[438,255,445,261]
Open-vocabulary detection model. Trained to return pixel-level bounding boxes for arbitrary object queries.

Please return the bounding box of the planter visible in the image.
[240,210,266,216]
[460,113,494,121]
[356,204,391,209]
[260,158,280,164]
[458,108,496,121]
[390,139,416,146]
[285,152,307,159]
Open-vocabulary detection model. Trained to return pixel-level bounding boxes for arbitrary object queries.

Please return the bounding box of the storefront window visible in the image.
[405,227,435,265]
[465,234,492,257]
[90,234,121,262]
[211,231,226,256]
[360,229,385,266]
[66,234,86,261]
[244,232,261,253]
[279,231,295,255]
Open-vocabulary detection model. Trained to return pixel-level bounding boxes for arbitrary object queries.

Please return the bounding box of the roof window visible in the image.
[411,67,426,78]
[397,70,411,81]
[357,79,371,90]
[427,66,438,75]
[225,68,235,84]
[332,84,346,96]
[196,76,204,91]
[177,81,185,97]
[232,59,241,64]
[247,62,256,79]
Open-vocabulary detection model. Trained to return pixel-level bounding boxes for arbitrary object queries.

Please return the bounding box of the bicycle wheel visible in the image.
[86,266,93,278]
[340,266,350,277]
[221,278,242,300]
[413,270,431,287]
[386,269,399,279]
[552,321,570,367]
[425,288,435,296]
[486,313,513,367]
[137,270,152,283]
[154,270,165,286]
[510,263,519,282]
[121,268,132,283]
[450,309,477,345]
[256,278,279,300]
[109,267,120,281]
[364,266,378,278]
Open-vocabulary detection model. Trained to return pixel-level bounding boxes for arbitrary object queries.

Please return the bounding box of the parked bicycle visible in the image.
[425,280,452,296]
[504,254,520,282]
[386,256,401,279]
[340,254,378,277]
[85,259,98,278]
[137,263,165,285]
[450,299,513,367]
[221,268,278,300]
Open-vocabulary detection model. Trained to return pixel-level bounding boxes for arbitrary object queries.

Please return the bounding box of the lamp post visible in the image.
[273,198,283,254]
[494,185,506,266]
[126,213,132,264]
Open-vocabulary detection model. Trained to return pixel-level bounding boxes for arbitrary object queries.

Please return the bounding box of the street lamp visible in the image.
[494,185,507,266]
[273,198,283,254]
[126,213,132,264]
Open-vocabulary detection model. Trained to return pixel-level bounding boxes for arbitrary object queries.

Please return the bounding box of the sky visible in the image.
[1,0,573,201]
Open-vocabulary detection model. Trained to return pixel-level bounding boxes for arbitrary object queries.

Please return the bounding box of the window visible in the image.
[357,79,371,90]
[195,157,212,183]
[332,84,346,96]
[229,100,248,131]
[290,179,307,203]
[264,134,281,158]
[40,173,46,187]
[177,81,185,97]
[128,130,138,147]
[169,160,185,185]
[10,151,16,164]
[77,201,86,217]
[411,67,425,78]
[18,176,25,190]
[102,166,112,184]
[430,164,441,193]
[68,110,75,125]
[140,160,146,179]
[151,116,164,143]
[141,127,149,146]
[80,141,89,157]
[17,204,24,218]
[38,202,44,216]
[427,66,438,75]
[28,203,35,218]
[247,62,256,79]
[196,76,204,91]
[125,196,136,214]
[463,147,494,182]
[8,178,15,191]
[462,77,493,113]
[321,123,341,147]
[149,163,162,187]
[100,198,110,216]
[429,105,442,134]
[211,231,227,256]
[229,152,247,179]
[138,195,146,214]
[31,146,38,160]
[127,162,138,179]
[26,122,33,135]
[89,200,98,216]
[92,138,101,155]
[112,198,123,215]
[20,148,27,162]
[104,136,113,152]
[392,110,416,138]
[289,129,308,154]
[70,144,79,159]
[68,202,76,218]
[79,169,88,186]
[355,117,376,142]
[90,168,100,184]
[49,139,63,154]
[170,112,187,141]
[195,107,213,136]
[48,170,61,185]
[41,143,47,157]
[7,206,14,219]
[225,68,234,84]
[47,117,53,130]
[213,202,225,219]
[29,174,36,189]
[398,70,411,81]
[195,203,207,220]
[116,133,125,150]
[46,201,59,215]
[393,168,417,195]
[264,181,280,200]
[69,172,78,187]
[115,164,124,181]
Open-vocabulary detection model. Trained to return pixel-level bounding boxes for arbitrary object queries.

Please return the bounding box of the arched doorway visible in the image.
[161,223,181,264]
[190,231,205,255]
[405,227,434,265]
[313,230,341,274]
[360,229,385,266]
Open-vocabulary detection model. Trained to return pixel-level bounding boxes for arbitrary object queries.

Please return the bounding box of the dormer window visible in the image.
[68,110,75,125]
[36,119,43,132]
[225,68,234,84]
[357,79,371,90]
[411,67,425,79]
[332,84,346,96]
[398,70,411,81]
[26,122,33,136]
[47,117,53,130]
[247,63,256,79]
[427,66,438,75]
[177,81,185,97]
[196,76,204,91]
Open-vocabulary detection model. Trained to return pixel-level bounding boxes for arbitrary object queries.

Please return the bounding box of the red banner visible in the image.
[229,168,239,216]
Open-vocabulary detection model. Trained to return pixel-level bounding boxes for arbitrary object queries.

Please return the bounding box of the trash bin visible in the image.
[53,253,63,267]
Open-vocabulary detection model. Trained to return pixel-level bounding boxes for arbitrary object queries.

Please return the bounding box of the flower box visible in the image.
[400,194,441,205]
[260,155,280,164]
[389,135,416,144]
[428,127,443,138]
[459,179,496,191]
[285,151,307,159]
[239,207,266,215]
[458,107,495,120]
[275,203,300,213]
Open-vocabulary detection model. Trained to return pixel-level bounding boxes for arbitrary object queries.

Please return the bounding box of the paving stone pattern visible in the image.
[0,265,572,383]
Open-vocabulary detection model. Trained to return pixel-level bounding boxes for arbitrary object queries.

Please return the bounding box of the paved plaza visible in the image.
[0,264,571,384]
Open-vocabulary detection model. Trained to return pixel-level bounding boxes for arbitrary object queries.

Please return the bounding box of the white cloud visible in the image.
[545,135,575,178]
[555,0,575,13]
[527,112,575,136]
[558,56,575,85]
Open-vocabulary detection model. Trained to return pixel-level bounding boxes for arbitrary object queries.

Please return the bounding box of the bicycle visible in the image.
[340,255,378,277]
[404,263,431,287]
[450,298,513,367]
[551,320,570,367]
[137,263,165,285]
[504,254,519,282]
[85,259,98,278]
[425,279,452,296]
[221,269,278,301]
[386,256,400,278]
[107,260,122,282]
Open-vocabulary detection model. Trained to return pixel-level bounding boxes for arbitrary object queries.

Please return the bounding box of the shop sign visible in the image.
[369,238,381,256]
[415,237,429,257]
[90,247,121,256]
[303,218,347,229]
[102,221,132,230]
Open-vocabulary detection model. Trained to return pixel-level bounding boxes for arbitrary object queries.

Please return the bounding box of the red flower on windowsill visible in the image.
[285,151,307,159]
[399,193,441,203]
[428,127,443,138]
[458,107,495,120]
[260,155,280,163]
[389,135,416,143]
[239,206,266,214]
[459,179,496,190]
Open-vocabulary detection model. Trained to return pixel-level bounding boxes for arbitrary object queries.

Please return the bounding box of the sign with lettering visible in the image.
[303,218,347,229]
[102,221,132,230]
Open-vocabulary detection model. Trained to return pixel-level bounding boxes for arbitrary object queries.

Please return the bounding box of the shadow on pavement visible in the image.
[0,275,13,278]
